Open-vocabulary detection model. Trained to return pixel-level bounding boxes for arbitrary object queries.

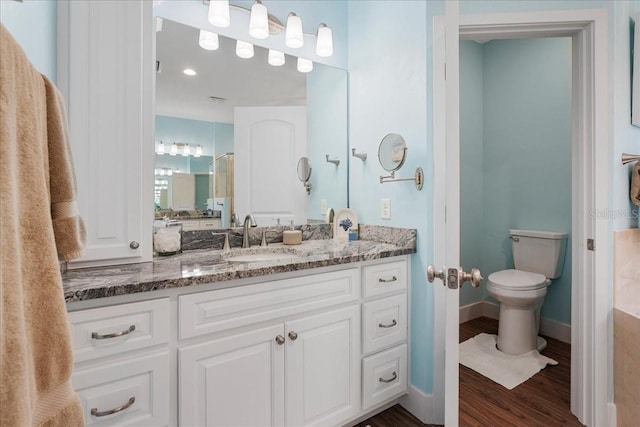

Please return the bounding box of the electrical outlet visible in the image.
[320,199,327,215]
[381,198,391,219]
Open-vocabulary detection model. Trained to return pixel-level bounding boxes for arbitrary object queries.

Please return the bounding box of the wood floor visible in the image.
[358,316,581,427]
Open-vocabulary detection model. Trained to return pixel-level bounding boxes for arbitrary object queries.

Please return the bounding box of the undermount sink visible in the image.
[224,253,303,264]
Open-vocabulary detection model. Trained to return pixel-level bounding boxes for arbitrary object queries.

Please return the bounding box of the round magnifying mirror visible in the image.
[297,157,312,182]
[378,134,407,172]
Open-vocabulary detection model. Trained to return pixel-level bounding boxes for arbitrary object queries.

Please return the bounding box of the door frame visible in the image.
[432,9,609,427]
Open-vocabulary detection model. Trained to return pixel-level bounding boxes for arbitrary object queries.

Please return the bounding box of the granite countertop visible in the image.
[63,225,416,303]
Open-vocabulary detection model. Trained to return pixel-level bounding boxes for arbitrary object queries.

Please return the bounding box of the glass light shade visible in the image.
[157,141,165,155]
[297,57,313,73]
[199,30,219,50]
[236,40,254,59]
[316,24,333,57]
[195,145,203,157]
[170,143,178,156]
[182,144,191,157]
[268,49,285,66]
[208,0,230,28]
[285,13,304,48]
[167,169,173,176]
[249,1,269,39]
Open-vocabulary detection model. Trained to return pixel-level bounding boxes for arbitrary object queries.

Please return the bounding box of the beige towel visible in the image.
[1,25,86,427]
[631,162,640,206]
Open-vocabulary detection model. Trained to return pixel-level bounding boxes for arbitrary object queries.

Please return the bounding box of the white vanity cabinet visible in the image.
[57,0,154,267]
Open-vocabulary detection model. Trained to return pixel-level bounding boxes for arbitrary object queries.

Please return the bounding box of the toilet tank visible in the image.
[509,229,568,279]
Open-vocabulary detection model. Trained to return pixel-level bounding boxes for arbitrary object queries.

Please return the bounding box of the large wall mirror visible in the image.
[154,18,348,227]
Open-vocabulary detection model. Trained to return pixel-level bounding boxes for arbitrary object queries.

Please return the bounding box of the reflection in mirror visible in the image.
[154,19,348,227]
[378,133,407,172]
[297,157,312,195]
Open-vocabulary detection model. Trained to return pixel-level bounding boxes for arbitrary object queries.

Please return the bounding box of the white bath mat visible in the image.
[459,333,558,390]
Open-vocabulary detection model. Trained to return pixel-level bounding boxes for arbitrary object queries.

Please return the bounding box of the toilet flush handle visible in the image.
[459,267,483,288]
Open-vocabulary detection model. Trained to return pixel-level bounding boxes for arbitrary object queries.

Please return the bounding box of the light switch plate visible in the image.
[320,199,327,215]
[381,199,391,219]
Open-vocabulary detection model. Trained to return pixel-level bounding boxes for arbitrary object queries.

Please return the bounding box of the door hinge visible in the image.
[587,239,595,251]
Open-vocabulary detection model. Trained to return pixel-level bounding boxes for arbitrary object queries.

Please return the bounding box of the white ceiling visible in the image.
[155,18,306,124]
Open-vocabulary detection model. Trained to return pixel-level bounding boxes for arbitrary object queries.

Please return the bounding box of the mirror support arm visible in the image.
[380,167,424,190]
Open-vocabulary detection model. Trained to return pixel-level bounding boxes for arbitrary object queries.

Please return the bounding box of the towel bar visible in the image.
[621,153,640,165]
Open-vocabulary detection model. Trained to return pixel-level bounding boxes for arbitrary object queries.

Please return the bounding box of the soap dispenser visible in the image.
[283,220,302,245]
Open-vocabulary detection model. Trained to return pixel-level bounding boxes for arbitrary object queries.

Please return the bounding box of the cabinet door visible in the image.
[179,324,285,427]
[58,0,153,265]
[285,305,361,427]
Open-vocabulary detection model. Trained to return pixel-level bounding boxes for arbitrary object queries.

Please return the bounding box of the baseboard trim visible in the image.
[608,402,617,427]
[399,385,434,424]
[460,301,571,344]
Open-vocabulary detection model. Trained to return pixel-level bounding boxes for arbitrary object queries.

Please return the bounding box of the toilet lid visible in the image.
[488,269,548,291]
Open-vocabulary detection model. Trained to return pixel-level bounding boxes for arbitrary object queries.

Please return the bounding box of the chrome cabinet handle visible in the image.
[288,331,298,341]
[379,371,397,383]
[378,276,397,283]
[378,319,397,329]
[275,335,285,345]
[91,325,135,340]
[129,241,140,249]
[91,396,135,417]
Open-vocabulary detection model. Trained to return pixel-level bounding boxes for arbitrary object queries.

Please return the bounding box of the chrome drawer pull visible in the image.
[378,276,397,283]
[91,324,135,340]
[91,396,135,417]
[378,319,397,329]
[379,371,397,383]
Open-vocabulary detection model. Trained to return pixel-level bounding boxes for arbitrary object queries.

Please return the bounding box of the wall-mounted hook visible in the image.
[621,153,640,165]
[325,155,340,166]
[351,148,367,161]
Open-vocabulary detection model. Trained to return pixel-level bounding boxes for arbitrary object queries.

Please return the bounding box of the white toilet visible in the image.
[487,229,568,356]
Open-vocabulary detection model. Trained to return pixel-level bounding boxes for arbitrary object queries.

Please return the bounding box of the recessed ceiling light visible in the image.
[183,68,197,76]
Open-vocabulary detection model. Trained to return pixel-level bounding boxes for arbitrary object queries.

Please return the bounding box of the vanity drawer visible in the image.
[68,299,170,363]
[181,221,200,231]
[362,294,407,354]
[199,219,221,229]
[363,260,407,298]
[72,352,169,426]
[362,344,407,410]
[179,268,360,339]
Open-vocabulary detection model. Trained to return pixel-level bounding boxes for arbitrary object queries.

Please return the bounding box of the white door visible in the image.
[234,106,307,226]
[170,173,195,211]
[285,306,360,427]
[179,324,285,427]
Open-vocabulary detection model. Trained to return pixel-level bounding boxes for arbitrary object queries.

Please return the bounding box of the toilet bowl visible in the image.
[488,229,568,356]
[487,269,550,355]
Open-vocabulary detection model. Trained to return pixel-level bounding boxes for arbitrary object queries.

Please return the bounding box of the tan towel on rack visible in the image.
[631,162,640,206]
[0,25,86,427]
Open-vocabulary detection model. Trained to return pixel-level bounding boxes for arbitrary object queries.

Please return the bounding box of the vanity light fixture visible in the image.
[195,145,203,157]
[315,23,333,57]
[183,68,197,76]
[199,29,219,50]
[285,13,304,48]
[297,57,313,73]
[268,49,285,66]
[170,142,178,156]
[182,144,191,157]
[249,0,269,39]
[236,40,254,59]
[208,0,230,28]
[157,141,165,155]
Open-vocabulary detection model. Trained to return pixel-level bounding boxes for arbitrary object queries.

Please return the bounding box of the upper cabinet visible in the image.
[57,0,154,267]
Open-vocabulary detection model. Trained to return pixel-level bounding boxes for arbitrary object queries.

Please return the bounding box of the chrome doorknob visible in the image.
[427,265,446,284]
[460,268,483,288]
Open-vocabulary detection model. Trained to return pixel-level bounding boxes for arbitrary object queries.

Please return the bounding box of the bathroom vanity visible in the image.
[63,230,415,426]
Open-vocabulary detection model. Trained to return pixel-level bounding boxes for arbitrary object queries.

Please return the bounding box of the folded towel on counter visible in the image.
[1,24,86,427]
[631,162,640,206]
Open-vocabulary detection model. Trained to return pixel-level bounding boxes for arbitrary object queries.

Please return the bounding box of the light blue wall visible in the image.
[0,0,57,81]
[307,65,349,220]
[482,38,572,325]
[214,122,234,156]
[348,0,432,393]
[459,41,485,307]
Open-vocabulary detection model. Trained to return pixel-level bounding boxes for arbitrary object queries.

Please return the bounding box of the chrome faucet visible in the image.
[242,214,257,248]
